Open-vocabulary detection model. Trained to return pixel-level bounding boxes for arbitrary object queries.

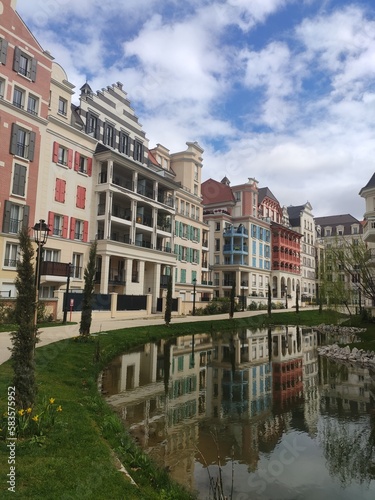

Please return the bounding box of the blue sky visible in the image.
[17,0,375,219]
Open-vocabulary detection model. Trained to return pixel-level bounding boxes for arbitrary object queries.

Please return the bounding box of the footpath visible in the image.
[0,309,274,365]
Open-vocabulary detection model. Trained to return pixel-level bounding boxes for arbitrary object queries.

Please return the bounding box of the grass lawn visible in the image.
[0,309,374,499]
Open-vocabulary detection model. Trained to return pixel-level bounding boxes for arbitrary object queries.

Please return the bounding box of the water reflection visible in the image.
[101,327,375,499]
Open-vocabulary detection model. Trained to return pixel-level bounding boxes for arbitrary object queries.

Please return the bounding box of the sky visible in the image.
[16,0,375,220]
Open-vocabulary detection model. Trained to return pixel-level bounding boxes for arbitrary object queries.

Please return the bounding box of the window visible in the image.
[76,186,86,209]
[10,124,36,161]
[86,112,99,138]
[27,94,39,115]
[119,132,129,155]
[72,253,83,279]
[215,239,220,251]
[13,47,37,81]
[52,214,64,236]
[0,38,8,65]
[40,286,56,298]
[58,97,67,116]
[194,164,199,181]
[44,249,60,262]
[215,222,220,231]
[70,218,88,241]
[194,184,198,196]
[134,140,143,162]
[104,123,115,147]
[74,152,92,175]
[2,201,29,233]
[13,87,24,109]
[235,191,241,201]
[0,77,5,98]
[58,145,68,166]
[4,243,19,268]
[55,178,66,203]
[12,163,27,197]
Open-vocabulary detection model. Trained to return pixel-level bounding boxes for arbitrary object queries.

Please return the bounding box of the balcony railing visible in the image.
[40,261,71,277]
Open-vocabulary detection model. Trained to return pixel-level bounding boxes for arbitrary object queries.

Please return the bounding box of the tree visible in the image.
[267,283,272,318]
[296,283,300,314]
[79,240,97,336]
[318,237,370,314]
[229,280,236,319]
[10,227,37,408]
[164,275,173,326]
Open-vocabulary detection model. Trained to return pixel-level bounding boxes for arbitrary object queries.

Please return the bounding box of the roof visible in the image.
[287,205,305,226]
[314,214,363,237]
[258,187,279,204]
[201,178,236,206]
[359,172,375,195]
[314,214,360,226]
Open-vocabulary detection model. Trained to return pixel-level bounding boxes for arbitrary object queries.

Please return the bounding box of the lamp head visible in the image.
[33,219,50,245]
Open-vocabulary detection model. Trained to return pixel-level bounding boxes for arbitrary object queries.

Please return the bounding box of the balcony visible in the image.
[363,220,375,243]
[40,261,71,277]
[223,225,248,237]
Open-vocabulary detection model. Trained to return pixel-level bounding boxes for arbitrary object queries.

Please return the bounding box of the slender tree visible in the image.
[79,240,97,336]
[229,280,236,319]
[10,227,37,408]
[267,283,272,318]
[164,275,173,326]
[296,283,300,313]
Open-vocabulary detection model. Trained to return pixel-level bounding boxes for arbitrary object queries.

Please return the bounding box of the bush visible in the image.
[0,301,16,323]
[249,301,257,310]
[203,297,240,315]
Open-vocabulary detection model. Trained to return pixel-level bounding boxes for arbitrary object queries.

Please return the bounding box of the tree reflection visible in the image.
[319,416,375,486]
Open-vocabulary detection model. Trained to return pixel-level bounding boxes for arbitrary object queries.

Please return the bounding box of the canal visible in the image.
[101,326,375,499]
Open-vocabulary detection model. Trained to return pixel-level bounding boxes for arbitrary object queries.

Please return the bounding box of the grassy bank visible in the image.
[0,309,373,499]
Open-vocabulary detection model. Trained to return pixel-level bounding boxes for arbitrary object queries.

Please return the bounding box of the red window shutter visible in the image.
[48,211,54,232]
[76,186,86,209]
[62,215,68,238]
[53,142,59,163]
[87,158,92,177]
[70,217,76,239]
[67,148,73,169]
[61,179,66,203]
[55,178,61,202]
[83,220,89,242]
[74,151,80,171]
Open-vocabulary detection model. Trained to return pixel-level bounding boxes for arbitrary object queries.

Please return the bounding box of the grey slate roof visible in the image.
[359,172,375,195]
[258,187,279,204]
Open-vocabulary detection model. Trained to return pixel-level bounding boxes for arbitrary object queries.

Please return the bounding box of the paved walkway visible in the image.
[0,310,266,365]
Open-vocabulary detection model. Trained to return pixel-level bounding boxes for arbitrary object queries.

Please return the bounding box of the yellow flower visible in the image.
[3,412,8,417]
[26,408,32,414]
[32,415,39,422]
[49,398,55,404]
[56,406,62,412]
[18,409,25,416]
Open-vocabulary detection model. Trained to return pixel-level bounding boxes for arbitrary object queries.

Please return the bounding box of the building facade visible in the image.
[0,0,53,297]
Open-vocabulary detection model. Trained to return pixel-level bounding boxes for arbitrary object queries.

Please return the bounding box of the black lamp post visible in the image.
[33,219,50,326]
[241,281,245,311]
[192,278,197,316]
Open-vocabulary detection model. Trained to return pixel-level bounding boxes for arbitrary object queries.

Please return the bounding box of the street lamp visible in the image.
[33,219,50,328]
[192,278,197,316]
[241,280,246,311]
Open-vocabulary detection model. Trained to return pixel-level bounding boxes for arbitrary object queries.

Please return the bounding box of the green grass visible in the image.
[0,308,373,499]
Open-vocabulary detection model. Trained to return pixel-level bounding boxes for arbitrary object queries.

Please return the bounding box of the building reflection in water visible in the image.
[101,326,375,494]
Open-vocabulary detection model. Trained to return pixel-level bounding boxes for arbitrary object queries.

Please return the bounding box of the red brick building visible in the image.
[0,0,53,296]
